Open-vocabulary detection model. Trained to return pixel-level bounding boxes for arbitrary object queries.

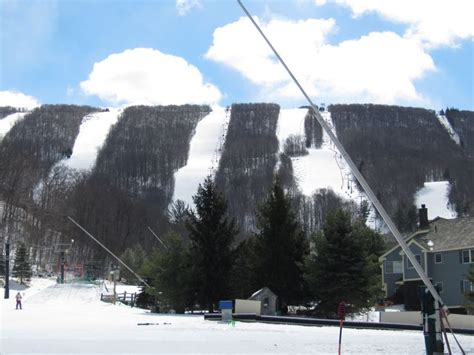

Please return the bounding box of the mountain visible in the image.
[0,103,472,268]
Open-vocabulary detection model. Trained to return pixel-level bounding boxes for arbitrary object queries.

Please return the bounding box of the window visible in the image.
[407,254,422,269]
[385,260,403,274]
[393,261,403,273]
[434,253,442,264]
[461,280,474,294]
[435,282,443,293]
[461,249,474,264]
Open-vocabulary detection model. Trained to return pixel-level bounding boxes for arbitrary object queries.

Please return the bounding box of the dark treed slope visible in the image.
[215,103,280,236]
[446,108,474,157]
[93,105,210,202]
[70,105,210,254]
[0,106,23,119]
[329,104,474,217]
[304,108,323,148]
[0,105,97,210]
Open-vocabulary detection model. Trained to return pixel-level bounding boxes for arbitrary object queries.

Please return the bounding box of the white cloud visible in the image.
[0,90,41,109]
[80,48,221,106]
[176,0,201,16]
[206,17,435,105]
[329,0,474,48]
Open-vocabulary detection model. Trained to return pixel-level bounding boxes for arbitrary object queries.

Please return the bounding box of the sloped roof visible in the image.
[250,287,277,299]
[413,217,474,251]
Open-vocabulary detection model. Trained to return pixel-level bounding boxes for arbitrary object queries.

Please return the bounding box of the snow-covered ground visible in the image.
[2,279,472,354]
[172,106,229,207]
[414,181,457,220]
[63,109,121,170]
[437,113,460,145]
[0,112,27,140]
[277,109,356,199]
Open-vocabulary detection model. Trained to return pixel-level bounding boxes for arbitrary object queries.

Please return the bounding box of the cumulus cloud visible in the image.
[206,17,435,105]
[176,0,201,16]
[327,0,474,48]
[0,90,40,109]
[80,48,221,106]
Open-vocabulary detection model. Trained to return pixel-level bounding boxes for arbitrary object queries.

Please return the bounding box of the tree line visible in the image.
[125,176,385,318]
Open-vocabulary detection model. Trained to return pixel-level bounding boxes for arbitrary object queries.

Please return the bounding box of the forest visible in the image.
[0,103,473,289]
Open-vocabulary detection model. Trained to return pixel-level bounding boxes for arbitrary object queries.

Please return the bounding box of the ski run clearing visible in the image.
[63,109,121,171]
[1,279,472,354]
[415,181,457,220]
[0,112,27,140]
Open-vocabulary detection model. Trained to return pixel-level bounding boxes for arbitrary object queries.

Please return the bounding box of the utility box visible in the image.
[219,300,233,322]
[235,299,261,315]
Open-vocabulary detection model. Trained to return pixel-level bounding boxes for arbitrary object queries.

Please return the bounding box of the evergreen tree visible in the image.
[253,179,308,310]
[142,233,193,313]
[230,238,258,299]
[305,209,380,317]
[465,266,474,315]
[12,242,32,284]
[186,176,238,312]
[120,245,147,284]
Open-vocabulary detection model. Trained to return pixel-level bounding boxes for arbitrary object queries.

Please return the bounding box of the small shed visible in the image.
[249,287,278,316]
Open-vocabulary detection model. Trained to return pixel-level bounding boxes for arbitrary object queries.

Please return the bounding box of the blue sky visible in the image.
[0,0,472,110]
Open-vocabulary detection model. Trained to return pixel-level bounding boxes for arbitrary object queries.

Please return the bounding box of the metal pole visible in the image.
[67,216,152,288]
[147,226,168,249]
[60,251,65,284]
[4,240,10,299]
[237,0,446,310]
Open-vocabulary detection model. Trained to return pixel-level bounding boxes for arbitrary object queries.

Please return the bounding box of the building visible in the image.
[249,287,278,316]
[380,205,474,312]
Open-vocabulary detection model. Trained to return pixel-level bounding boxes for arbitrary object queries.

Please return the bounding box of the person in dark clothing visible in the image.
[16,292,22,310]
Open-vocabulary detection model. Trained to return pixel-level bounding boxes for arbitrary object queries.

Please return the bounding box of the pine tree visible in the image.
[253,179,308,310]
[142,233,193,313]
[465,266,474,315]
[305,209,379,317]
[120,245,147,284]
[186,176,238,312]
[12,242,32,284]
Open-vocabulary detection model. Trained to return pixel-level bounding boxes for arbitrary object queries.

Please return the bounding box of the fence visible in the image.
[101,291,137,306]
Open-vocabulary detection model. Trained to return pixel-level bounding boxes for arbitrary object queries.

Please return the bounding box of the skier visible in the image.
[16,292,23,310]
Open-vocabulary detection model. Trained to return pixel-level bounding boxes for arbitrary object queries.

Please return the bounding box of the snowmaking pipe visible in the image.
[147,226,168,249]
[67,216,152,289]
[237,0,447,311]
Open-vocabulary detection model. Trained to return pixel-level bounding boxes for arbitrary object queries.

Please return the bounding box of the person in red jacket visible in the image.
[15,292,22,310]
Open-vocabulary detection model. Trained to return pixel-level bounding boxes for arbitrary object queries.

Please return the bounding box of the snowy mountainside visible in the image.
[415,181,457,220]
[437,113,460,145]
[277,108,355,199]
[0,112,28,140]
[62,108,121,170]
[172,106,230,207]
[1,103,473,259]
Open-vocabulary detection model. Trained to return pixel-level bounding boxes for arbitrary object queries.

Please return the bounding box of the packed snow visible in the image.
[172,106,230,207]
[415,181,457,220]
[0,112,27,140]
[437,113,460,145]
[62,109,121,170]
[2,279,472,354]
[277,109,358,200]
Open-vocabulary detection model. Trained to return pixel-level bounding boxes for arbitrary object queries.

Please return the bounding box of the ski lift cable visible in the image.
[67,216,152,288]
[237,0,446,311]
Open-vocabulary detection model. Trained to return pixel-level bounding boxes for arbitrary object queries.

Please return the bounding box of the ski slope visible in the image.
[0,112,27,140]
[172,106,229,207]
[63,109,121,170]
[277,109,356,199]
[415,181,457,220]
[437,113,460,145]
[1,279,472,354]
